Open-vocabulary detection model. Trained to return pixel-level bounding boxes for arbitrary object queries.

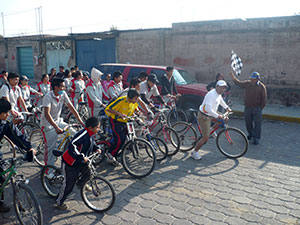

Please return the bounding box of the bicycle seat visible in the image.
[53,150,64,157]
[79,101,87,105]
[188,108,198,113]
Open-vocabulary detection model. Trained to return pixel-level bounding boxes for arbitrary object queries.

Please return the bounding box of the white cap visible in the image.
[216,80,228,87]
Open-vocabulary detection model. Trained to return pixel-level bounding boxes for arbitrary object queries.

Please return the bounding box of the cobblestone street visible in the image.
[1,118,300,224]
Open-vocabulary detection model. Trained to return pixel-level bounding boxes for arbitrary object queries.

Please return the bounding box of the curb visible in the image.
[232,110,300,124]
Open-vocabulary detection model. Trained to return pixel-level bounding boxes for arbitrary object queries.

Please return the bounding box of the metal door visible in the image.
[46,41,72,73]
[17,47,34,78]
[76,39,115,72]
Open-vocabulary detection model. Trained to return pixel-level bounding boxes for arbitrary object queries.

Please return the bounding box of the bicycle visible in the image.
[172,109,248,158]
[148,107,180,156]
[164,95,188,127]
[0,136,43,225]
[66,101,89,124]
[96,115,156,178]
[29,124,81,167]
[16,112,40,138]
[134,116,168,161]
[40,151,116,212]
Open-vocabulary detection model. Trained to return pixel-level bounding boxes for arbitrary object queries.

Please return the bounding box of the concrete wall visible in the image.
[0,36,47,81]
[171,16,300,90]
[117,29,172,66]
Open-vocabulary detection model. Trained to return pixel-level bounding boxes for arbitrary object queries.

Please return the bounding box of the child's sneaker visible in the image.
[191,151,202,160]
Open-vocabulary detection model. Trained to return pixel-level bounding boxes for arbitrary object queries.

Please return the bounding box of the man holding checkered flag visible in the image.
[230,51,267,145]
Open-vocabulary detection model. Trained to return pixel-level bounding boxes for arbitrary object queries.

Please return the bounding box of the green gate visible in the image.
[18,47,34,78]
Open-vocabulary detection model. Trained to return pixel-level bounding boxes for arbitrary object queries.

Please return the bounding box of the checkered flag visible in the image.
[231,50,243,76]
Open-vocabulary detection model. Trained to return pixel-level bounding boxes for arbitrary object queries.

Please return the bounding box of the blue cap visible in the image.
[250,72,260,79]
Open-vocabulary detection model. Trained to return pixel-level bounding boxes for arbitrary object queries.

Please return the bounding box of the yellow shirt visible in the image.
[105,96,138,122]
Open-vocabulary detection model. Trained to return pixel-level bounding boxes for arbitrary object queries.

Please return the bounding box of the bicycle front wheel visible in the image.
[172,122,198,151]
[13,181,43,225]
[30,129,46,167]
[40,165,64,197]
[156,127,180,156]
[122,138,156,178]
[216,127,248,158]
[167,109,188,127]
[81,176,116,212]
[149,137,168,161]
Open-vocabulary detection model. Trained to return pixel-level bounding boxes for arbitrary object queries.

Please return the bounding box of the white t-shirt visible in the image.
[199,89,228,118]
[0,83,22,111]
[140,81,160,101]
[40,91,71,128]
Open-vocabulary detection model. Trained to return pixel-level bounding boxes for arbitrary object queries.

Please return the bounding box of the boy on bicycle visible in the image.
[56,117,102,210]
[41,78,84,173]
[0,99,35,212]
[104,89,140,166]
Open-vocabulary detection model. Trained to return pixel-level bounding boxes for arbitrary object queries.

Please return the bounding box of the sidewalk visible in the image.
[231,100,300,123]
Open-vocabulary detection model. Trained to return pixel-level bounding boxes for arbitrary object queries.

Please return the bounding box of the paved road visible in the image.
[1,118,300,224]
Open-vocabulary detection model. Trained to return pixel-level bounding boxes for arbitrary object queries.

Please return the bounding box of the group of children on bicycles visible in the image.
[0,65,232,212]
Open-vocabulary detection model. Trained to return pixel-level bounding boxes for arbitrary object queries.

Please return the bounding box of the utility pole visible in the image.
[1,12,5,37]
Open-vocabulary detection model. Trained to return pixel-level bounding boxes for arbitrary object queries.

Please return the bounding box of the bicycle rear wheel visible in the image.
[40,165,64,197]
[167,109,188,127]
[81,176,116,212]
[216,127,248,158]
[149,137,168,161]
[30,129,46,167]
[122,138,156,178]
[13,181,43,225]
[172,122,198,151]
[156,127,180,156]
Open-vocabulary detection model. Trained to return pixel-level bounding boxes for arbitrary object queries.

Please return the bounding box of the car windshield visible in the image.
[173,69,196,85]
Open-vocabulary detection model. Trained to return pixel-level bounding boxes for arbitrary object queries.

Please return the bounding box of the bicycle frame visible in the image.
[190,111,233,143]
[0,136,24,195]
[57,128,73,151]
[148,109,168,133]
[0,163,17,195]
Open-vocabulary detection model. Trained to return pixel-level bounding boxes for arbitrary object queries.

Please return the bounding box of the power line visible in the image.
[3,8,36,16]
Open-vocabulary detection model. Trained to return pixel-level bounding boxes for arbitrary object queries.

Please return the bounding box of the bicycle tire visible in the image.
[0,135,16,160]
[172,122,198,151]
[121,138,156,178]
[18,122,41,153]
[156,126,180,156]
[30,129,46,167]
[81,176,116,212]
[149,137,168,161]
[40,165,64,197]
[216,127,248,158]
[167,109,188,127]
[13,181,43,225]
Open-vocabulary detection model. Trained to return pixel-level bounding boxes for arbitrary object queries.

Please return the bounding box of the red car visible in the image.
[97,63,207,111]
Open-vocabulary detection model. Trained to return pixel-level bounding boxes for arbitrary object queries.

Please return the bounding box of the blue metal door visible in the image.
[18,47,34,78]
[76,39,115,72]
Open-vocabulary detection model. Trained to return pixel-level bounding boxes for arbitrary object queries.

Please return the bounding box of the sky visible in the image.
[0,0,300,37]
